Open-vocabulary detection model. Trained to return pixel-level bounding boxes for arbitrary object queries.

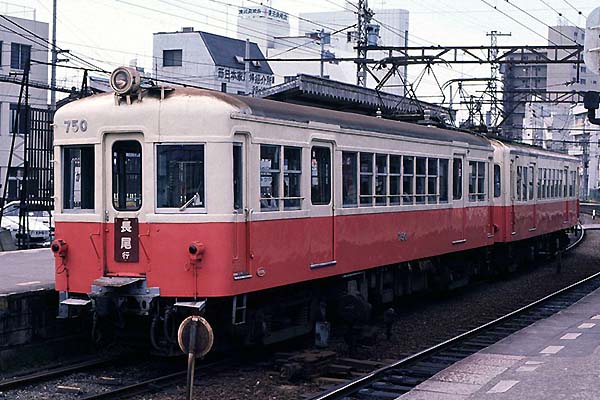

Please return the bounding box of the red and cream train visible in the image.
[52,68,579,352]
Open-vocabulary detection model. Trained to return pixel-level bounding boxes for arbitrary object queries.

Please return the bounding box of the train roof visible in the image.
[58,87,493,148]
[490,138,579,162]
[231,92,491,148]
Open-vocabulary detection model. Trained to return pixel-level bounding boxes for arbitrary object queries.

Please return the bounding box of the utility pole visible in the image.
[356,0,372,87]
[320,29,325,78]
[486,30,511,129]
[50,0,57,110]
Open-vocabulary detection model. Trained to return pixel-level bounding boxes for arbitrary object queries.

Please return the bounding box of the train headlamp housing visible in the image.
[110,67,141,95]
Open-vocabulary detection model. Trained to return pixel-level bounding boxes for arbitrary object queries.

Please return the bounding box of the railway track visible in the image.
[308,226,593,400]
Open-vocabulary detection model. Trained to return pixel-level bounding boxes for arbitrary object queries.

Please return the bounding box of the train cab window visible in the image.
[156,144,204,210]
[112,141,142,211]
[342,152,358,207]
[311,147,331,205]
[389,155,401,205]
[402,156,414,204]
[493,164,501,198]
[375,154,388,206]
[360,153,373,206]
[452,158,462,200]
[439,159,449,203]
[284,147,302,209]
[415,157,426,204]
[63,146,95,210]
[468,161,486,202]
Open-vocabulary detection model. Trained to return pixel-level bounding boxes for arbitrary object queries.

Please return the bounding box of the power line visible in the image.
[560,0,585,17]
[537,0,579,27]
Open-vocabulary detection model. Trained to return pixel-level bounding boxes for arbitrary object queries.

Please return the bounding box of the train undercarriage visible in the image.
[60,229,572,355]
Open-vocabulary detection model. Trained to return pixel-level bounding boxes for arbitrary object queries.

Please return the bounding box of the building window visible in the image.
[9,103,27,134]
[468,161,486,202]
[63,147,95,210]
[156,144,204,210]
[221,83,227,92]
[311,146,331,205]
[163,49,182,67]
[10,43,30,70]
[112,141,142,211]
[342,152,358,207]
[581,78,586,85]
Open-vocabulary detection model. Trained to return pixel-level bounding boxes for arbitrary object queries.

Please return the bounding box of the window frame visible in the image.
[468,160,486,202]
[155,143,206,214]
[311,146,331,206]
[260,144,305,212]
[10,42,30,70]
[62,145,95,212]
[112,140,143,212]
[163,49,183,67]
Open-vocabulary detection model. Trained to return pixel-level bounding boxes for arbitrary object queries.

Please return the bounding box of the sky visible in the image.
[2,0,599,113]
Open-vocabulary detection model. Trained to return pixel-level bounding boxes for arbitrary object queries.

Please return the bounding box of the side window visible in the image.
[63,146,95,210]
[360,153,373,206]
[452,157,462,200]
[415,157,426,204]
[260,145,303,211]
[439,159,449,203]
[233,144,243,211]
[157,144,204,210]
[537,168,542,199]
[375,154,387,205]
[427,158,438,204]
[522,166,528,201]
[403,156,414,204]
[493,164,501,198]
[516,166,522,201]
[342,152,358,207]
[311,146,331,205]
[284,147,302,209]
[389,155,401,205]
[260,145,280,211]
[468,161,486,202]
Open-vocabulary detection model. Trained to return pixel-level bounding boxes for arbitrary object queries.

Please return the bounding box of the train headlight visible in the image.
[110,67,141,95]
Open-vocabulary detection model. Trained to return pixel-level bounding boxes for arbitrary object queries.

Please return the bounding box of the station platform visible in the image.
[399,286,600,400]
[0,247,54,294]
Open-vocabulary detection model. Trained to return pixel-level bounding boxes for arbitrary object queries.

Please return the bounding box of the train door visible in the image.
[451,154,466,244]
[103,134,146,277]
[232,135,252,279]
[509,158,517,235]
[309,142,335,269]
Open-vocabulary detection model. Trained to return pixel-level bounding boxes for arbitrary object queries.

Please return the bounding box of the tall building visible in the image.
[237,4,290,54]
[0,14,49,201]
[500,51,548,140]
[153,28,274,94]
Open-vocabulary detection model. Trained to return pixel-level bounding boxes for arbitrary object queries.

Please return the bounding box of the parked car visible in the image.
[0,201,53,246]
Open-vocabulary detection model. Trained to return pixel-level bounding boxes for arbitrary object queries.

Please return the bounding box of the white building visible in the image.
[153,28,274,95]
[237,4,290,54]
[0,14,49,201]
[566,105,599,199]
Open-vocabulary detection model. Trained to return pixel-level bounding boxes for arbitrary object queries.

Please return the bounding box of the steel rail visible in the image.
[0,355,122,391]
[79,358,232,400]
[309,225,590,400]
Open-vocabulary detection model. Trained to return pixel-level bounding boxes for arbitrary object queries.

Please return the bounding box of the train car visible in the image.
[52,68,579,353]
[490,140,579,265]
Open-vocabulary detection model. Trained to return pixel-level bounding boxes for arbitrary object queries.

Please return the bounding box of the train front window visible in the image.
[63,146,94,210]
[156,144,205,210]
[112,141,142,211]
